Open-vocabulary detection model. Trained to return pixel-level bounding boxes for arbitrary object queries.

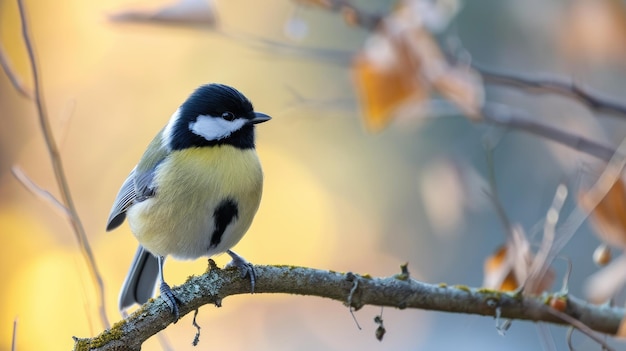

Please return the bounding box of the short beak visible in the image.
[250,112,271,124]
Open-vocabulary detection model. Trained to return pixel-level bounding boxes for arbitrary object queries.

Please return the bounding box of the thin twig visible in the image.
[15,0,109,328]
[549,136,626,274]
[558,256,573,294]
[11,318,17,351]
[526,184,567,293]
[0,42,33,99]
[191,309,201,346]
[481,104,616,162]
[346,273,362,330]
[545,306,614,351]
[567,327,580,351]
[477,65,626,119]
[11,166,72,218]
[483,145,514,237]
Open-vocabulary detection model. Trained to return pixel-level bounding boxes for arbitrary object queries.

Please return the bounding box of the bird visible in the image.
[106,83,270,321]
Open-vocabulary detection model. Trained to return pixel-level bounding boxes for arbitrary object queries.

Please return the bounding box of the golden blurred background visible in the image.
[2,0,626,350]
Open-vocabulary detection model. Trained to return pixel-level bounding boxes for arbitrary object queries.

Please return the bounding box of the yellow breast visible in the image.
[127,145,263,259]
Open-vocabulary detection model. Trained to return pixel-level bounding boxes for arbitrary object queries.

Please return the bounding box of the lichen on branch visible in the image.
[73,263,626,351]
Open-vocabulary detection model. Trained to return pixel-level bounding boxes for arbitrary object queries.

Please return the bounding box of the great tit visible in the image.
[106,83,270,320]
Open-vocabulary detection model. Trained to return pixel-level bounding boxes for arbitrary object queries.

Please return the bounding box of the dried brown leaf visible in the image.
[484,246,519,291]
[483,228,554,294]
[352,32,426,132]
[352,0,483,132]
[580,177,626,249]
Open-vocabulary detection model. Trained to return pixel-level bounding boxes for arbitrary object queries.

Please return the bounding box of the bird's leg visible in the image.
[158,255,180,322]
[225,250,256,293]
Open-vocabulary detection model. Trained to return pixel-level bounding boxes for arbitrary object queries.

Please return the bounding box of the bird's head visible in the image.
[163,83,270,150]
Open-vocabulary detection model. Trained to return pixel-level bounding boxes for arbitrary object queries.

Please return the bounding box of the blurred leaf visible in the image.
[579,164,626,303]
[430,65,483,119]
[483,227,554,294]
[584,253,626,303]
[352,33,426,132]
[579,176,626,249]
[593,243,612,266]
[352,0,483,132]
[484,245,518,291]
[416,0,461,33]
[560,0,626,64]
[619,315,626,337]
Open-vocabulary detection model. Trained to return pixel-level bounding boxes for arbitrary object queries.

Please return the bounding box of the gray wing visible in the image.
[106,129,168,231]
[107,130,168,231]
[105,165,159,231]
[106,167,138,231]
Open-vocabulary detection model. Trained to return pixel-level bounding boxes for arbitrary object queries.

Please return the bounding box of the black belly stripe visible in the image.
[209,198,239,248]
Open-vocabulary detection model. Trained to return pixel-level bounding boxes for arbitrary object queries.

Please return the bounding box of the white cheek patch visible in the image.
[189,115,246,141]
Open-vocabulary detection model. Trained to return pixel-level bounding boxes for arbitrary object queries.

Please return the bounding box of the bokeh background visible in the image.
[1,0,626,350]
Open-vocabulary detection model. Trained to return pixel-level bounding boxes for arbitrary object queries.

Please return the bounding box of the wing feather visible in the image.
[106,168,137,231]
[106,129,169,231]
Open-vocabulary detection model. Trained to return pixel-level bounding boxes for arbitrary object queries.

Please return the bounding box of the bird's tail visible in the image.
[118,245,160,313]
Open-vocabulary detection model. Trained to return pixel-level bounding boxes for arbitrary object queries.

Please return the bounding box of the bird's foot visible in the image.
[160,281,180,322]
[225,250,256,293]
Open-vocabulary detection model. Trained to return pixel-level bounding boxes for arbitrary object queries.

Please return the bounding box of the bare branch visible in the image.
[73,265,625,351]
[545,306,614,351]
[477,66,626,119]
[526,184,567,294]
[0,41,33,99]
[11,318,17,351]
[11,166,72,218]
[483,145,515,237]
[15,0,109,328]
[481,104,616,162]
[293,0,626,125]
[281,2,624,167]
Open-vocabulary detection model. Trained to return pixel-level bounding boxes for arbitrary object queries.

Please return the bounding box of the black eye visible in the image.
[221,112,236,121]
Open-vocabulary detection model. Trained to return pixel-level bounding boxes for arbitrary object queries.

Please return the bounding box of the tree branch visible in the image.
[481,104,617,162]
[476,65,626,119]
[73,264,625,351]
[11,166,72,219]
[0,42,33,99]
[294,0,626,122]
